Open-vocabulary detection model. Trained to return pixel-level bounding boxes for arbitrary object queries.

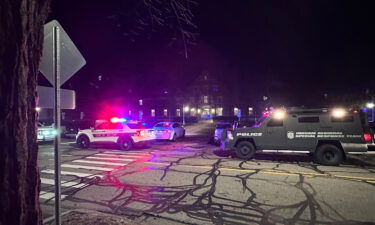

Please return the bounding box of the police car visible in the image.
[221,108,372,165]
[76,117,155,150]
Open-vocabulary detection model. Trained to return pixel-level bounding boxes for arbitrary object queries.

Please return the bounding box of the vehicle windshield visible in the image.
[252,116,267,127]
[127,123,144,129]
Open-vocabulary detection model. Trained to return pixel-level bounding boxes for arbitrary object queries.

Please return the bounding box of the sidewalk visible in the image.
[43,210,139,225]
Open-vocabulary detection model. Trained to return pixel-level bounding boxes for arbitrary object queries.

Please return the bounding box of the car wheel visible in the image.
[119,138,133,150]
[182,130,185,138]
[76,135,90,149]
[314,144,344,166]
[235,141,256,160]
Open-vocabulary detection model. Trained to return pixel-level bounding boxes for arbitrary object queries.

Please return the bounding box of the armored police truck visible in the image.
[221,108,372,165]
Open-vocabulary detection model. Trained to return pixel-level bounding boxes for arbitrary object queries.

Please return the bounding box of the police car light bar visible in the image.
[110,117,127,123]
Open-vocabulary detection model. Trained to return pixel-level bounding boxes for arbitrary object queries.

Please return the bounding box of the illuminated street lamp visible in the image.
[183,105,189,125]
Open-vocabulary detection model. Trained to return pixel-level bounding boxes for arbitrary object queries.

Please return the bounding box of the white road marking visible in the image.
[61,142,76,145]
[86,156,133,162]
[102,151,152,155]
[41,169,103,178]
[40,191,67,200]
[95,153,144,158]
[72,160,127,166]
[40,178,86,188]
[61,164,114,171]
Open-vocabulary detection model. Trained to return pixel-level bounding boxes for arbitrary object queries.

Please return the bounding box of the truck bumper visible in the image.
[342,143,368,153]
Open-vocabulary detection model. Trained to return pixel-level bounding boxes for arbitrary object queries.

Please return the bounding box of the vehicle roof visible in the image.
[285,107,357,114]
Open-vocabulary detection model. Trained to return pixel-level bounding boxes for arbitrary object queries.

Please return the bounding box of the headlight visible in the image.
[227,131,234,140]
[42,130,50,135]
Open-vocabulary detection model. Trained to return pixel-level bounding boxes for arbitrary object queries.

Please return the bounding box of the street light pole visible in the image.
[182,105,185,125]
[183,105,189,125]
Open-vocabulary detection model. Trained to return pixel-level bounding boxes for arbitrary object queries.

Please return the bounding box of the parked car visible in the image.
[37,122,57,142]
[214,122,232,144]
[76,118,155,150]
[153,122,185,141]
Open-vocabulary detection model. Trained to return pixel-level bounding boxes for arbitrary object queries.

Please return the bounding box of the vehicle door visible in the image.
[93,122,123,143]
[285,115,320,151]
[173,123,183,137]
[258,117,286,150]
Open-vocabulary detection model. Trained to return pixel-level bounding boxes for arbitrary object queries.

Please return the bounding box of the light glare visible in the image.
[332,108,346,118]
[273,110,285,120]
[366,103,375,108]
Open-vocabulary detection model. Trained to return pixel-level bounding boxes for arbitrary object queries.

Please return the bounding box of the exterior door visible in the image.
[259,118,286,150]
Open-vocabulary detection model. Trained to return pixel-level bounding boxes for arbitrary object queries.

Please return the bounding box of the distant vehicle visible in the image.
[214,122,232,144]
[221,108,372,166]
[37,122,57,142]
[153,122,185,141]
[76,117,155,150]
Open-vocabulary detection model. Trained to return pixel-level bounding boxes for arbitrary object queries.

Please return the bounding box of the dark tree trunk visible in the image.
[0,1,50,225]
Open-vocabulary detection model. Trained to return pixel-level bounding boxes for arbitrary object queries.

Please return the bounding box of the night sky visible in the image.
[45,0,375,107]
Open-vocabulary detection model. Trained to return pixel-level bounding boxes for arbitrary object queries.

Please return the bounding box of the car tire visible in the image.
[235,141,256,160]
[76,135,90,149]
[314,144,344,166]
[118,138,133,150]
[172,133,177,142]
[182,130,185,138]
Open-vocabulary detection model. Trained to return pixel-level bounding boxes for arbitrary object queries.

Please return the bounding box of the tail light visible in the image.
[137,130,145,136]
[364,133,372,143]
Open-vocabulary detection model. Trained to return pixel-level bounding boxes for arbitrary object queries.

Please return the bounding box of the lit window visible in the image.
[234,107,238,116]
[217,108,223,116]
[248,107,253,115]
[176,109,181,117]
[204,96,208,104]
[139,99,143,106]
[163,109,168,117]
[151,109,155,117]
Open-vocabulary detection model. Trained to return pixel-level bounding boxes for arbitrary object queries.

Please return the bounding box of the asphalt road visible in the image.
[38,122,375,225]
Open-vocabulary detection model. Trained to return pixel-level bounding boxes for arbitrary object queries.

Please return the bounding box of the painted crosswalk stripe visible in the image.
[61,164,114,171]
[41,169,103,178]
[40,178,86,188]
[86,156,134,162]
[40,191,67,200]
[94,153,144,158]
[102,151,151,155]
[72,160,127,166]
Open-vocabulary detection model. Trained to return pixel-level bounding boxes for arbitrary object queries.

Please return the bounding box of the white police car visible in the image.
[76,118,155,150]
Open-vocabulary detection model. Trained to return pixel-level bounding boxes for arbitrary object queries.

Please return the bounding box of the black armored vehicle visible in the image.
[221,108,372,165]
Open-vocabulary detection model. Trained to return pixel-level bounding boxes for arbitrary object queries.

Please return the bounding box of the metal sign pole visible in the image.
[53,25,61,225]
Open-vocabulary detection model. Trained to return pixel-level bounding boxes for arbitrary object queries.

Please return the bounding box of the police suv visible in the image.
[221,108,372,165]
[76,118,155,150]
